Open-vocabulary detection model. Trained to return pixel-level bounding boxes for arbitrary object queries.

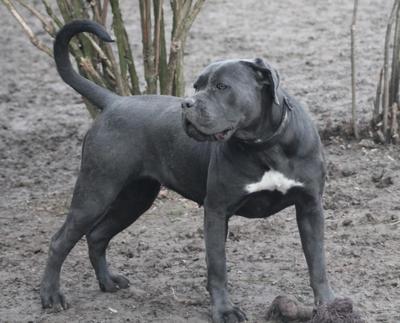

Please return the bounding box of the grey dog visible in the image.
[40,20,334,322]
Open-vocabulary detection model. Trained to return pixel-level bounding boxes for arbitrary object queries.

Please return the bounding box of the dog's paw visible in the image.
[99,274,130,292]
[212,305,247,323]
[40,288,68,312]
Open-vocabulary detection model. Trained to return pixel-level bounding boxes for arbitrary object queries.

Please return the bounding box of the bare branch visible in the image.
[350,0,359,139]
[166,0,205,95]
[382,0,399,140]
[42,0,63,28]
[15,0,56,36]
[110,0,140,95]
[373,68,384,125]
[390,102,399,143]
[389,2,400,105]
[101,0,109,25]
[153,0,163,81]
[140,0,157,93]
[2,0,53,57]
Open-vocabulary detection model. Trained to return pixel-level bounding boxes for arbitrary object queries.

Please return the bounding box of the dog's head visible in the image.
[182,58,280,142]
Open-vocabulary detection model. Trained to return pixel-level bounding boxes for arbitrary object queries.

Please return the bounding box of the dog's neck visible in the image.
[233,90,292,150]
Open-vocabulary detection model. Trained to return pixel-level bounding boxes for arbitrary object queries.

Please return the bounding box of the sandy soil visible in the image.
[1,0,399,322]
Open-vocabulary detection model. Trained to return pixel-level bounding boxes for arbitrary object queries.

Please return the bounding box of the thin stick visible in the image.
[350,0,359,139]
[79,56,107,87]
[42,0,63,29]
[57,0,73,23]
[382,0,399,141]
[390,102,399,143]
[110,0,140,95]
[101,0,109,26]
[390,3,400,106]
[15,0,56,36]
[373,68,384,125]
[165,0,205,95]
[153,0,163,83]
[140,0,157,93]
[158,3,168,94]
[2,0,53,56]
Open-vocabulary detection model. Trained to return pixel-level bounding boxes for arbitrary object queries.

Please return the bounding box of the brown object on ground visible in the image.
[2,1,400,322]
[266,295,312,322]
[310,298,365,323]
[266,297,365,323]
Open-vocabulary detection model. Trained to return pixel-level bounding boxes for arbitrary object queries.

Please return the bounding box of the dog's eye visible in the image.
[193,85,199,92]
[216,83,228,90]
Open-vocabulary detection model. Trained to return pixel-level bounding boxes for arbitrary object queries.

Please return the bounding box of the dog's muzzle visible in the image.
[181,98,237,142]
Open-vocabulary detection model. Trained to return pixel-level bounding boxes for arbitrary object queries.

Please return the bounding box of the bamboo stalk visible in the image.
[2,0,53,56]
[350,0,359,139]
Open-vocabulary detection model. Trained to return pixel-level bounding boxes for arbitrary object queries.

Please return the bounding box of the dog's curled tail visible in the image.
[54,20,118,110]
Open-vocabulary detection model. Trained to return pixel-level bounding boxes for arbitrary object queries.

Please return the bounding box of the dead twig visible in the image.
[110,0,140,95]
[390,2,400,105]
[140,0,157,93]
[153,0,163,86]
[166,0,205,96]
[350,0,359,139]
[2,0,53,56]
[373,68,384,125]
[390,102,399,142]
[15,0,56,36]
[382,0,399,141]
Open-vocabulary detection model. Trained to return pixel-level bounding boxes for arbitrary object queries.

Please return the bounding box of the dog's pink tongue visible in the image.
[215,132,226,141]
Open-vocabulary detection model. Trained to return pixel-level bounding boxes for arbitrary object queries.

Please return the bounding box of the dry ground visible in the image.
[0,0,399,322]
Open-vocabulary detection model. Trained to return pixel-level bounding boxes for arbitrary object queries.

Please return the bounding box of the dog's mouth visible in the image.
[183,118,236,142]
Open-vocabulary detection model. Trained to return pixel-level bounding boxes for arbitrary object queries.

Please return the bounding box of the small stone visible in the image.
[359,139,375,148]
[365,213,376,223]
[342,168,356,177]
[342,219,353,226]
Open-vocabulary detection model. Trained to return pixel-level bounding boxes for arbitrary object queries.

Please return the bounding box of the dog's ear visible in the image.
[241,58,280,105]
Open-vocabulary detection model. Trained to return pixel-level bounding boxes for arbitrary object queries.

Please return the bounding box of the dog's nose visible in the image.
[181,98,195,109]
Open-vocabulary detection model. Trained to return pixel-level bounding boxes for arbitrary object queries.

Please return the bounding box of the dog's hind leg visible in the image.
[40,168,128,311]
[86,178,160,292]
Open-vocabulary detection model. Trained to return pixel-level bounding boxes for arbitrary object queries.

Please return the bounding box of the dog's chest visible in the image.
[244,169,303,194]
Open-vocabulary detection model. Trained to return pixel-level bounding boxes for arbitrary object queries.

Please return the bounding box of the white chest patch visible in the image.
[245,170,303,194]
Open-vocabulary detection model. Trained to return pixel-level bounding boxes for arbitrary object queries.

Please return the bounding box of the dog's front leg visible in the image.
[295,196,335,305]
[204,204,247,323]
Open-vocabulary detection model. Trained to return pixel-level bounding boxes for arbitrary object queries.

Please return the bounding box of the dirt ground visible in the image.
[1,0,399,322]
